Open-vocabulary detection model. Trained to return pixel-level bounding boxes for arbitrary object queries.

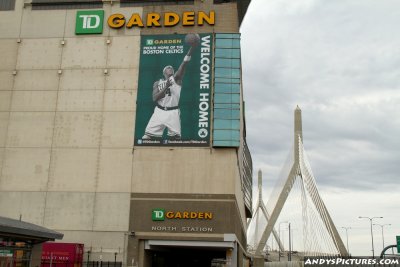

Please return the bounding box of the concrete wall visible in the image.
[0,0,248,264]
[131,148,238,194]
[0,1,140,260]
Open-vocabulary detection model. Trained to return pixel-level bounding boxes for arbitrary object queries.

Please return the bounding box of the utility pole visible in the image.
[359,216,383,258]
[341,227,351,255]
[373,223,391,251]
[288,223,291,261]
[279,221,288,261]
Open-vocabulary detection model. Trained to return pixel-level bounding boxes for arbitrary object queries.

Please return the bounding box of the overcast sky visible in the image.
[240,0,400,256]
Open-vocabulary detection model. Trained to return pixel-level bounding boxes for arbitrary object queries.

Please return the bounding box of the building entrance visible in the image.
[151,248,226,267]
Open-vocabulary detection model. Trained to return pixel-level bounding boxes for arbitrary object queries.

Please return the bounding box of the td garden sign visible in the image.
[75,10,215,34]
[151,209,214,233]
[152,209,213,221]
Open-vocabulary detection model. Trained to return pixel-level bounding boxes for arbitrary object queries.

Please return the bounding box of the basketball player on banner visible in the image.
[142,33,200,141]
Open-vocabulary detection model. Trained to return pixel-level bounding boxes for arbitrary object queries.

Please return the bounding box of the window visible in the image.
[120,0,193,7]
[214,83,240,94]
[31,0,102,10]
[0,0,16,11]
[213,33,242,148]
[215,58,240,68]
[214,0,233,4]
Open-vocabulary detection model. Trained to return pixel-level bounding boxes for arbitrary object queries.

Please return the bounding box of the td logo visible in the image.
[152,209,165,221]
[75,10,104,35]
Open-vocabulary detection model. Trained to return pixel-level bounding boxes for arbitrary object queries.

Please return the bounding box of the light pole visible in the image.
[373,223,391,251]
[288,223,291,261]
[341,227,351,255]
[279,221,288,261]
[359,216,383,258]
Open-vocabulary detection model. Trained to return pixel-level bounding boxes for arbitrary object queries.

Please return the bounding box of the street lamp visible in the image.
[341,227,351,255]
[373,223,391,251]
[288,222,292,262]
[279,221,288,261]
[359,216,383,258]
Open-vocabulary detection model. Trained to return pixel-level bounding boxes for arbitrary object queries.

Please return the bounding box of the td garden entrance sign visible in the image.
[134,33,213,147]
[75,10,215,34]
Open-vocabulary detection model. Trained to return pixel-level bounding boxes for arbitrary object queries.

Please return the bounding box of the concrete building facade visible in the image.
[0,0,252,266]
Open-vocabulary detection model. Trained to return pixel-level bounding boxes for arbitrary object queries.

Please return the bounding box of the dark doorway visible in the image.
[151,248,226,267]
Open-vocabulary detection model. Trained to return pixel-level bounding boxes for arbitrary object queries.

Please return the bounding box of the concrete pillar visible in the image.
[30,243,43,267]
[229,242,238,267]
[253,256,264,267]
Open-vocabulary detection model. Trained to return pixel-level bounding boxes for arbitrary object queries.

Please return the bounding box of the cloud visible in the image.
[242,0,400,256]
[241,0,400,190]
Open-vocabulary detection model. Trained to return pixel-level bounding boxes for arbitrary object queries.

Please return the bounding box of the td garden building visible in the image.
[0,0,253,266]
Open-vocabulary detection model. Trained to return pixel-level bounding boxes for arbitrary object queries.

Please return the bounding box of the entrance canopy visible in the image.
[0,216,63,244]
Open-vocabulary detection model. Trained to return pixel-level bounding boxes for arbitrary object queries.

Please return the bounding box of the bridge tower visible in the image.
[252,170,284,252]
[252,106,348,260]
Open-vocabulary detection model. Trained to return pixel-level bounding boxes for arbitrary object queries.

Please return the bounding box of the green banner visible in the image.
[134,33,213,147]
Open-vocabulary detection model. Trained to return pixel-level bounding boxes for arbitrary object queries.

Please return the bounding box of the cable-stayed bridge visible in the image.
[247,107,348,265]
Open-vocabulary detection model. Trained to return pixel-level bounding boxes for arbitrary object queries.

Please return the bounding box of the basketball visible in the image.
[185,33,200,47]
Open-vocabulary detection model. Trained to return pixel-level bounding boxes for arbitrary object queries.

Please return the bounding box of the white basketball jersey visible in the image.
[157,76,181,107]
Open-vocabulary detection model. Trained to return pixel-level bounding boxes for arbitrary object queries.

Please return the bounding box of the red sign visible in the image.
[41,243,84,267]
